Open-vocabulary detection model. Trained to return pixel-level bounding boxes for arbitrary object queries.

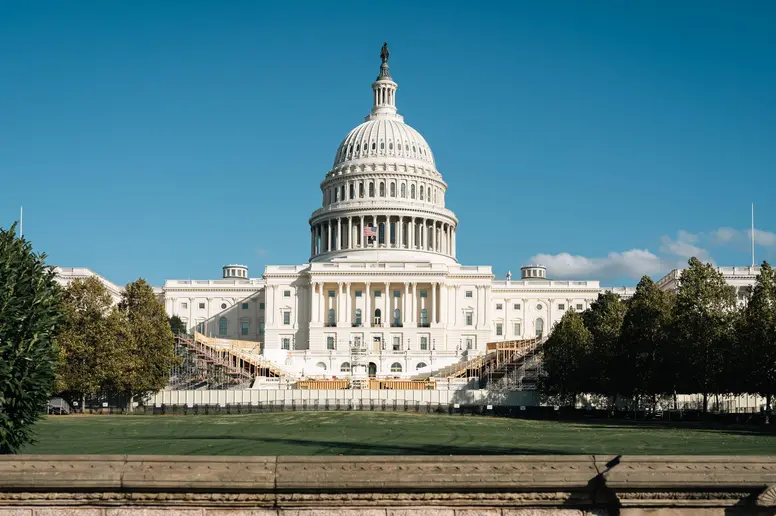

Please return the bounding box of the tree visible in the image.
[582,292,627,403]
[169,315,187,336]
[0,223,63,453]
[619,276,675,408]
[672,257,736,413]
[114,279,175,410]
[738,261,776,421]
[539,310,593,407]
[55,276,125,409]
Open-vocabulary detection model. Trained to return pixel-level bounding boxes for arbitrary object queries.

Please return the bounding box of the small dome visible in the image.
[333,118,435,167]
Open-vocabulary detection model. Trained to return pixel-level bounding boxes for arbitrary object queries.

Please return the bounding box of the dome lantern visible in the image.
[368,42,399,120]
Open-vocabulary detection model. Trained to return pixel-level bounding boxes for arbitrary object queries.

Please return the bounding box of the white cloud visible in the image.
[752,228,776,247]
[660,230,712,263]
[529,249,665,281]
[711,227,737,244]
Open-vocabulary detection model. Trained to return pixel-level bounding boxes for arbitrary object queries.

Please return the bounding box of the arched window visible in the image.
[334,188,338,202]
[390,183,396,197]
[380,142,384,151]
[328,308,336,327]
[410,184,416,199]
[398,143,402,151]
[371,142,376,151]
[416,362,427,370]
[419,185,424,200]
[379,182,385,197]
[355,309,362,326]
[316,362,327,371]
[374,308,381,325]
[359,183,364,198]
[389,142,393,151]
[420,309,428,326]
[369,183,375,197]
[400,184,406,197]
[218,317,227,336]
[393,308,401,326]
[350,184,355,199]
[390,362,402,373]
[340,185,345,201]
[356,143,360,152]
[340,362,351,373]
[535,318,544,336]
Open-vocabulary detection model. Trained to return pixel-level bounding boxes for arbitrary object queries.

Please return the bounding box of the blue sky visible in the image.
[1,1,775,287]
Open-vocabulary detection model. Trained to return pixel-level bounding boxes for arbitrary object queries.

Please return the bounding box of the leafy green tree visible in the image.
[0,223,63,453]
[738,261,776,421]
[672,257,736,413]
[169,315,187,336]
[114,279,175,410]
[539,310,593,407]
[55,276,125,409]
[582,292,627,402]
[619,276,675,408]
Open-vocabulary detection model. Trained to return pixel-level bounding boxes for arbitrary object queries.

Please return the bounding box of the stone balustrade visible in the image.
[1,455,775,515]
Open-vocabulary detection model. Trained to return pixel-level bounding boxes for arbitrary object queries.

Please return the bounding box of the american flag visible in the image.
[363,225,377,238]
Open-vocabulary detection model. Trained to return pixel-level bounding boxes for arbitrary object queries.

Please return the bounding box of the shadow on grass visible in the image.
[536,417,776,437]
[144,435,569,455]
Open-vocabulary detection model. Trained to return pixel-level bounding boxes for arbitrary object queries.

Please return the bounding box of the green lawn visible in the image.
[22,412,776,455]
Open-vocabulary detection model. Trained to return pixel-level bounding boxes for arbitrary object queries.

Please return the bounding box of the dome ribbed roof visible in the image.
[333,118,435,167]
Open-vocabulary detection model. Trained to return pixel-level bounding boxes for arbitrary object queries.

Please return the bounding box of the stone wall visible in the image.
[0,455,775,515]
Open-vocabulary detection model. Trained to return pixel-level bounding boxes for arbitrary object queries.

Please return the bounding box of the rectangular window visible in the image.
[496,323,503,336]
[284,290,291,297]
[465,291,473,298]
[282,338,290,350]
[465,312,473,326]
[355,291,362,297]
[258,321,265,336]
[496,303,503,310]
[558,304,565,310]
[241,321,249,336]
[393,290,400,297]
[328,290,335,297]
[196,322,204,333]
[420,290,427,298]
[375,290,381,297]
[283,311,290,325]
[242,302,249,309]
[420,336,428,350]
[327,336,335,350]
[513,322,521,335]
[181,302,188,309]
[576,304,583,311]
[514,303,520,310]
[259,302,265,309]
[199,302,205,309]
[466,338,473,350]
[393,336,400,351]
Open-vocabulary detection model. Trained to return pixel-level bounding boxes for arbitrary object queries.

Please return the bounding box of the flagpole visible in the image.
[751,202,755,267]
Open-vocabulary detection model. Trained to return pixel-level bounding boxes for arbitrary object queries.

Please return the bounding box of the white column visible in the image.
[431,282,437,325]
[398,216,403,249]
[360,216,366,249]
[293,287,299,326]
[337,218,342,251]
[365,282,371,327]
[452,228,456,258]
[319,283,325,324]
[384,282,390,327]
[337,282,343,324]
[310,228,315,257]
[346,282,352,326]
[410,282,416,324]
[403,282,409,325]
[503,298,509,340]
[347,217,352,249]
[439,284,447,327]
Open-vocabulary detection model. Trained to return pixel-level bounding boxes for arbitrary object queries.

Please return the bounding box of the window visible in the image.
[199,302,205,309]
[416,362,427,370]
[465,312,473,326]
[327,336,335,350]
[379,182,385,197]
[535,318,545,336]
[420,290,427,298]
[410,184,416,199]
[496,303,503,310]
[355,290,362,297]
[496,323,503,336]
[350,184,355,199]
[259,303,265,310]
[333,188,338,202]
[181,302,188,309]
[355,309,362,326]
[241,321,249,336]
[283,311,290,325]
[393,336,401,351]
[465,291,473,298]
[420,309,428,326]
[197,322,205,333]
[390,362,402,373]
[369,183,375,197]
[576,304,583,311]
[316,362,327,371]
[359,183,364,198]
[242,302,249,309]
[340,362,351,373]
[401,184,406,197]
[221,303,227,310]
[558,304,565,310]
[328,290,335,297]
[390,183,396,197]
[374,308,381,325]
[513,322,521,335]
[341,185,345,200]
[420,336,428,350]
[536,304,543,310]
[218,317,227,336]
[466,338,473,350]
[513,303,520,310]
[394,290,400,297]
[327,308,336,326]
[284,290,291,297]
[375,290,381,297]
[393,308,401,326]
[259,321,265,336]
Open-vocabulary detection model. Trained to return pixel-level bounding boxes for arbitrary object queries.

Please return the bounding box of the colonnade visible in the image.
[310,215,456,258]
[309,281,448,328]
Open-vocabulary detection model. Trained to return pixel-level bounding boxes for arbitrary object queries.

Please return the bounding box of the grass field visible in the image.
[21,412,776,455]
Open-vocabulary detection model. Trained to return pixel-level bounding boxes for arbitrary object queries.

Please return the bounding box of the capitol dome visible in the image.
[309,43,458,265]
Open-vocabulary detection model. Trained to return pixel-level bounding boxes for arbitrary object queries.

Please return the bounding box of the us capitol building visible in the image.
[55,45,761,380]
